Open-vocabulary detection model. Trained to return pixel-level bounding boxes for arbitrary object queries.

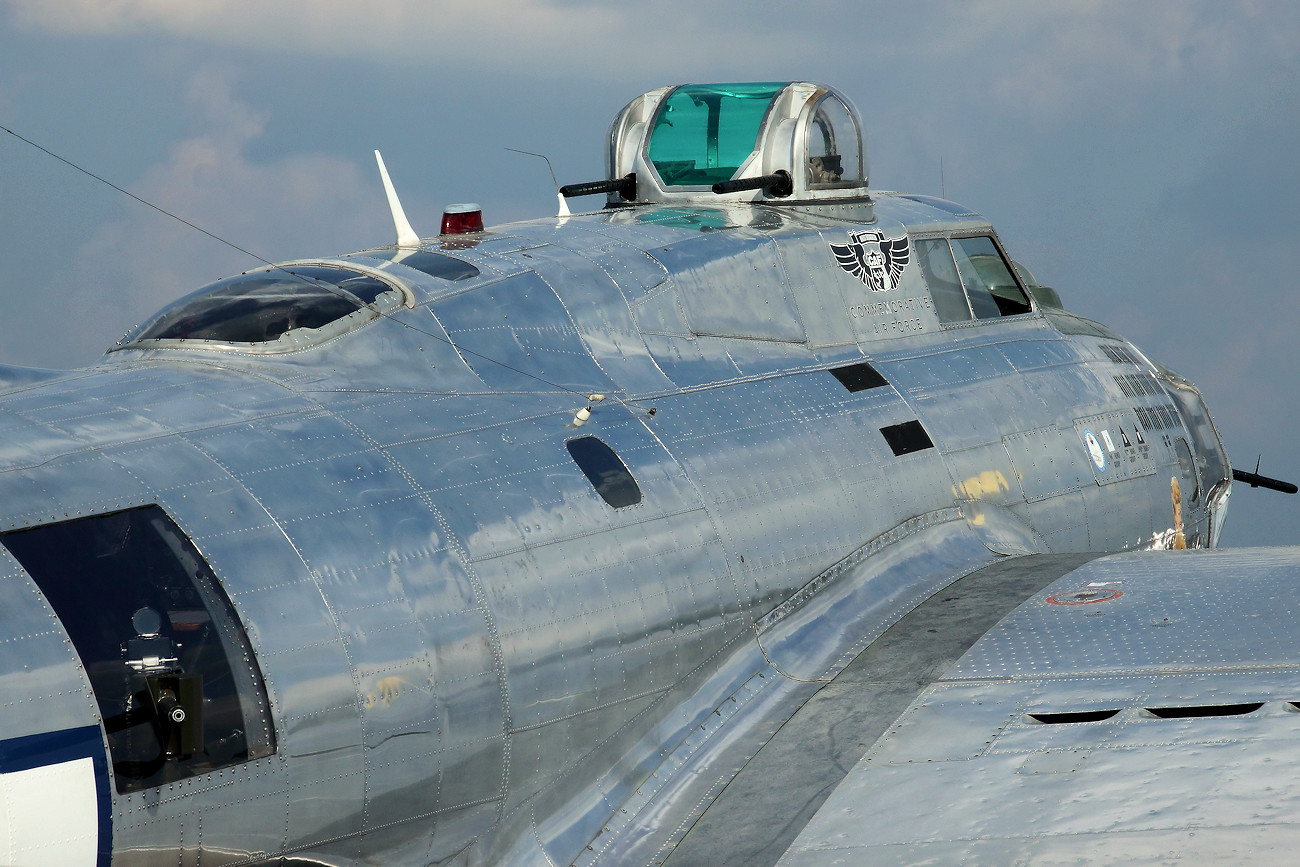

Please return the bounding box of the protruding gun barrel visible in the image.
[712,170,792,198]
[1233,468,1299,494]
[560,173,637,201]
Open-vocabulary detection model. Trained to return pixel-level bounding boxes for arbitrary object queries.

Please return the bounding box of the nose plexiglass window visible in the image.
[1,507,275,793]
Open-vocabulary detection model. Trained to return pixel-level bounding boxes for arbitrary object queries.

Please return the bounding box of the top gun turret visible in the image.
[561,81,869,212]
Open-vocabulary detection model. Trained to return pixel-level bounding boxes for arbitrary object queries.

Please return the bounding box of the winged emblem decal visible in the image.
[830,230,911,292]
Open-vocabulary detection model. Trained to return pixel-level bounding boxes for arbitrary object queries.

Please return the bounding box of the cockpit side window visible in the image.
[914,238,972,324]
[950,236,1033,318]
[1,507,275,793]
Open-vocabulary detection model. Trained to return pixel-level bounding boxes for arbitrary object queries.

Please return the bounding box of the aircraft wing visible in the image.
[754,547,1300,864]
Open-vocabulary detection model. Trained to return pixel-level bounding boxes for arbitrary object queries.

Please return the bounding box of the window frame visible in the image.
[911,230,1037,328]
[565,436,643,509]
[1,506,277,794]
[114,261,414,355]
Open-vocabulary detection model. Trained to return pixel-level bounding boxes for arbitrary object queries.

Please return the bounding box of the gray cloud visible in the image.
[2,68,384,368]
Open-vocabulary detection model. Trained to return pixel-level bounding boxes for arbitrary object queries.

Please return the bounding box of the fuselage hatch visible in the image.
[0,82,1232,865]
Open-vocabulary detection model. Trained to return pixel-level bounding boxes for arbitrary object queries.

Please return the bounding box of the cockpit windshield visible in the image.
[127,265,395,345]
[647,82,786,187]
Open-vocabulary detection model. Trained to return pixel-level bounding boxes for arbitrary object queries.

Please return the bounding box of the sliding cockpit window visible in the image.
[1,507,276,793]
[916,235,1033,324]
[950,236,1033,318]
[914,238,972,324]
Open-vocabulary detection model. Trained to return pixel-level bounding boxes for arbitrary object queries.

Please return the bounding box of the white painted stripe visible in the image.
[0,757,98,866]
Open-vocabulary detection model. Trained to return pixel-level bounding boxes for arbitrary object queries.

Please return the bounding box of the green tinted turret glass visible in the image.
[647,82,786,187]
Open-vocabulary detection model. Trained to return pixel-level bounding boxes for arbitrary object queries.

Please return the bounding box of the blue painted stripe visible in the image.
[0,726,112,867]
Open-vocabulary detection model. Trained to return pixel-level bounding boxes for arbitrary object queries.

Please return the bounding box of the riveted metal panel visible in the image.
[0,408,82,473]
[0,391,170,444]
[629,281,691,338]
[769,230,858,349]
[525,241,678,398]
[646,370,949,612]
[880,343,1016,393]
[578,241,670,297]
[781,549,1300,864]
[90,367,306,431]
[950,550,1300,679]
[1003,426,1088,502]
[2,448,175,529]
[651,232,807,343]
[1074,410,1158,486]
[318,393,451,448]
[432,271,615,394]
[718,335,820,379]
[944,441,1023,509]
[115,761,291,865]
[996,336,1079,371]
[635,330,744,388]
[911,371,1044,452]
[0,547,99,741]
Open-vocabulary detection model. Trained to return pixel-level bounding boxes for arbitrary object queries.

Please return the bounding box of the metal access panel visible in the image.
[1002,426,1087,503]
[1073,410,1157,486]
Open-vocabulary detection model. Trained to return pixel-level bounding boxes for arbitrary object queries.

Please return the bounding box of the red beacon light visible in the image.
[440,203,484,235]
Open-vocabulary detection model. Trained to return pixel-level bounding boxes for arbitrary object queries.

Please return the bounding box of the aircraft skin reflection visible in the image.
[0,83,1237,865]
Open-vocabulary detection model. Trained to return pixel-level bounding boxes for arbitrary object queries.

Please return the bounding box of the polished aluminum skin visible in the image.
[0,82,1240,866]
[781,548,1300,864]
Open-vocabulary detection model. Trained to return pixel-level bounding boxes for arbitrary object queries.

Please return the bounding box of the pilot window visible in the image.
[127,265,397,344]
[648,83,785,187]
[950,236,1033,318]
[915,236,1033,324]
[566,436,642,508]
[914,238,971,324]
[1,507,275,793]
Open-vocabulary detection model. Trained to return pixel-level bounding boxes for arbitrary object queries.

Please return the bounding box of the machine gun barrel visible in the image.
[712,170,792,197]
[559,173,636,200]
[1233,468,1299,494]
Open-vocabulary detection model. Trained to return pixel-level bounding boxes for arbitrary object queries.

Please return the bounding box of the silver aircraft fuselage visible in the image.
[0,188,1230,864]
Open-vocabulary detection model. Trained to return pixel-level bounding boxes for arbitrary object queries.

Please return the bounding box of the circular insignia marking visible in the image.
[1046,588,1123,606]
[1083,428,1106,472]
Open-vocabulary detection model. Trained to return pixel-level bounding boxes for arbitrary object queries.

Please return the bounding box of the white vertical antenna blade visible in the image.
[374,150,420,247]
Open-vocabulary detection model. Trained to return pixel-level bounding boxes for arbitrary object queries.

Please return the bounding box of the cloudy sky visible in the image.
[0,1,1297,546]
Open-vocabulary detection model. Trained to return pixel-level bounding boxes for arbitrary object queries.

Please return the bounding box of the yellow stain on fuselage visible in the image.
[953,470,1011,502]
[365,676,408,708]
